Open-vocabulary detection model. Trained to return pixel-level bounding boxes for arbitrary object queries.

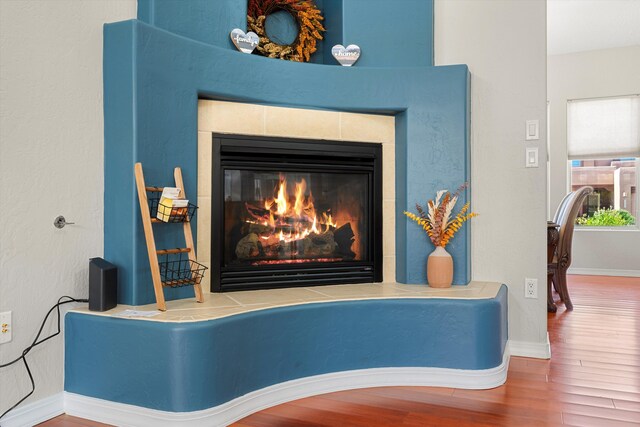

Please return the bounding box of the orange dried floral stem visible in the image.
[404,185,477,248]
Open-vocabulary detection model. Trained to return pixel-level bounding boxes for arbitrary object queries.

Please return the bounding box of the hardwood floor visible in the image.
[38,275,640,426]
[36,416,112,427]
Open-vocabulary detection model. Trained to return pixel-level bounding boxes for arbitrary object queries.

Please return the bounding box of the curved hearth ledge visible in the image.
[65,281,508,427]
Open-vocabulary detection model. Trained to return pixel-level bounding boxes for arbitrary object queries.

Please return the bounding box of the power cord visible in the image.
[0,296,89,421]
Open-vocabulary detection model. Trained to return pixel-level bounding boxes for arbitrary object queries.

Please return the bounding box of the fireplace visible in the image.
[211,134,383,292]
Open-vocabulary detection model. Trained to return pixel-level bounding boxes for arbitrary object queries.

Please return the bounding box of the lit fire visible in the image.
[246,178,338,244]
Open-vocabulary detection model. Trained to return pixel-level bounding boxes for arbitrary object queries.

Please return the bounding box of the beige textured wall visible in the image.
[548,46,640,275]
[435,0,549,353]
[0,0,136,415]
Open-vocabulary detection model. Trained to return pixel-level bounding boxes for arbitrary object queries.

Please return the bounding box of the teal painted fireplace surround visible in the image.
[62,3,511,423]
[103,0,471,306]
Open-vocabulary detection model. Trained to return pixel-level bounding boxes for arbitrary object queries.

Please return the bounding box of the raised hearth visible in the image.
[65,282,509,425]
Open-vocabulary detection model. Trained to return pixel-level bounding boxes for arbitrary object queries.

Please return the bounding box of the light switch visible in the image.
[526,120,539,140]
[525,147,539,168]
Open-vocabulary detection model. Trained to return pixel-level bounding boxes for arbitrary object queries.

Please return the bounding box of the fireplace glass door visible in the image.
[212,135,382,292]
[224,170,369,267]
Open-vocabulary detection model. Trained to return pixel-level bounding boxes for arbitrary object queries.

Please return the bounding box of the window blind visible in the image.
[567,95,640,160]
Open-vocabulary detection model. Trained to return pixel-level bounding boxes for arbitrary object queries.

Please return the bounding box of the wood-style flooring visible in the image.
[38,275,640,426]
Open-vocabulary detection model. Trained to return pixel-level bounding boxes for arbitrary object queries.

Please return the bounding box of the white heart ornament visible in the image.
[332,44,361,66]
[230,29,259,54]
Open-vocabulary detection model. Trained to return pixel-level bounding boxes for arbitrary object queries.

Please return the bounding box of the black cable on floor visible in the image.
[0,296,89,421]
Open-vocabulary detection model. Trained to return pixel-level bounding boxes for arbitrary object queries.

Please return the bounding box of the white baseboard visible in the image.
[4,349,510,427]
[568,268,640,277]
[508,334,551,359]
[64,349,510,427]
[0,392,64,427]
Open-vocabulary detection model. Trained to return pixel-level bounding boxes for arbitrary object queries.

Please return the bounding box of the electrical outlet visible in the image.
[525,278,538,299]
[0,311,11,344]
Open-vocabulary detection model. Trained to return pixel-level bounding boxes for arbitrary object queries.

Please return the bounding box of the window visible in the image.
[567,95,639,227]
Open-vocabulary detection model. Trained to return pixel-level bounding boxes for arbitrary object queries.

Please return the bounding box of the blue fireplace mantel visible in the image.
[104,0,470,306]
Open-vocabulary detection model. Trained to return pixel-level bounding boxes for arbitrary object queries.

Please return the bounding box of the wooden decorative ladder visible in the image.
[134,163,205,311]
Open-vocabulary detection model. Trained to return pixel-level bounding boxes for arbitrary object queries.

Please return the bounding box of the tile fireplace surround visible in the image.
[197,100,397,288]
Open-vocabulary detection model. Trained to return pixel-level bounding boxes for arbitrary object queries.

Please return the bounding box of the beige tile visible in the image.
[198,100,266,135]
[188,314,214,321]
[340,112,395,144]
[392,281,494,299]
[382,143,395,200]
[405,287,481,299]
[196,197,211,265]
[197,99,212,131]
[227,287,326,305]
[383,283,422,293]
[166,293,239,310]
[69,281,503,323]
[161,308,217,318]
[195,305,257,320]
[310,283,406,298]
[225,303,276,314]
[155,313,188,322]
[70,305,128,317]
[383,256,396,283]
[198,131,212,198]
[265,106,340,140]
[392,283,435,293]
[383,200,396,256]
[472,282,500,298]
[204,302,319,320]
[198,261,211,292]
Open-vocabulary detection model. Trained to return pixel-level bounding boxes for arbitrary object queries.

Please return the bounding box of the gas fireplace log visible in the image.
[280,216,317,227]
[245,203,270,221]
[261,241,295,258]
[236,233,262,259]
[302,232,336,257]
[334,223,356,258]
[237,230,339,260]
[250,223,304,235]
[260,239,310,258]
[245,202,317,227]
[248,223,271,235]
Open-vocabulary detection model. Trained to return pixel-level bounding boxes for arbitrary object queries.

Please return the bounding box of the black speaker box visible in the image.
[89,257,118,311]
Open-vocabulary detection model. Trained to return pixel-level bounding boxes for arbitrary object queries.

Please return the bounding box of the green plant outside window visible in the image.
[576,208,636,226]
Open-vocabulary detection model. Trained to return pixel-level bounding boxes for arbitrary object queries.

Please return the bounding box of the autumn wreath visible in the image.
[247,0,325,62]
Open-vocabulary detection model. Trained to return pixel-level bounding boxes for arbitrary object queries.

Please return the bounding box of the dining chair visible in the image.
[548,186,593,310]
[553,191,573,225]
[547,191,573,312]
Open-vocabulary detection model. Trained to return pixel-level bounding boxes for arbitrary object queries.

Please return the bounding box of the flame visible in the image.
[275,179,287,216]
[322,213,338,231]
[293,180,306,217]
[250,178,340,244]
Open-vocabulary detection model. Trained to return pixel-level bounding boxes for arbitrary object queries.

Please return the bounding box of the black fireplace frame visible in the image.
[211,134,383,292]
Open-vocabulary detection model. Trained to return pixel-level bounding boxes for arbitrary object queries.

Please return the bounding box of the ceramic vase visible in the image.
[427,246,453,288]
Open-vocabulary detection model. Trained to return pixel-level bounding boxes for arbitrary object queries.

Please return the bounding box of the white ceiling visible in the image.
[548,0,640,55]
